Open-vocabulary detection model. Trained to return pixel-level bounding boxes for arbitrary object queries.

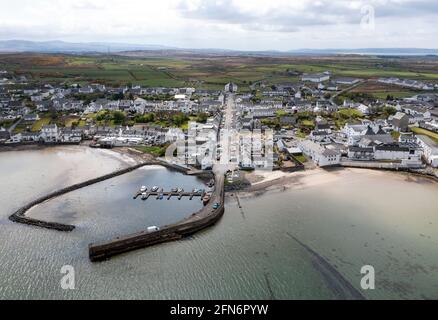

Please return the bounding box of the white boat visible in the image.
[151,186,159,192]
[141,192,148,200]
[177,188,184,193]
[140,186,147,192]
[147,226,160,233]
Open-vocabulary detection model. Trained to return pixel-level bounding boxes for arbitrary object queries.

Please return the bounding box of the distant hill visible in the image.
[0,40,175,53]
[289,48,438,56]
[0,40,437,56]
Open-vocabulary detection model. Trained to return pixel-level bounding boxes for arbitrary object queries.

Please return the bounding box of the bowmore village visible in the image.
[1,69,438,179]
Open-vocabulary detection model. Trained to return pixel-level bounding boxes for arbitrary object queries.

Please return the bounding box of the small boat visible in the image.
[140,186,147,192]
[202,194,211,205]
[158,194,164,200]
[171,188,178,193]
[177,188,184,193]
[147,226,160,233]
[213,203,220,210]
[141,192,148,200]
[151,186,159,192]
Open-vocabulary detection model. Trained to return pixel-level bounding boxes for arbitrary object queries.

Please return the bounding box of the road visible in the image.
[330,80,366,105]
[214,93,239,175]
[7,117,23,133]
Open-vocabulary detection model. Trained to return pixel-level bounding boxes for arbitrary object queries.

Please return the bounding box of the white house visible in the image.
[335,78,360,85]
[41,124,60,143]
[374,145,421,162]
[343,123,369,145]
[417,135,438,167]
[356,103,371,115]
[61,129,82,143]
[298,140,341,167]
[301,73,330,83]
[225,83,238,93]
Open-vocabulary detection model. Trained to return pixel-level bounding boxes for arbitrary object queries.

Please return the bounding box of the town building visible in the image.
[391,112,410,132]
[298,140,341,167]
[225,83,238,93]
[41,124,60,143]
[416,135,438,167]
[301,73,330,83]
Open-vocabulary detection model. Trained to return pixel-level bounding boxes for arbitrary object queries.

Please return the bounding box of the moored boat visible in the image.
[202,193,211,205]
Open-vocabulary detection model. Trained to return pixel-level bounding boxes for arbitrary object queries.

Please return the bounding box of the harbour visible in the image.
[1,147,438,299]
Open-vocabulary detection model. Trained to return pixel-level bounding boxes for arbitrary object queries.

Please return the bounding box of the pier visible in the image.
[133,190,207,201]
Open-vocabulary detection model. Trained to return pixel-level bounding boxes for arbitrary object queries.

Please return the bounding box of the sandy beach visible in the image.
[237,166,438,198]
[240,168,339,194]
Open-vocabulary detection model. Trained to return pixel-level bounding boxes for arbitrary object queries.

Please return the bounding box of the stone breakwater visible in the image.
[8,161,157,231]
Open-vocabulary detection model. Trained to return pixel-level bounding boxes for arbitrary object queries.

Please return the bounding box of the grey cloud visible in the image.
[176,0,438,33]
[375,0,438,18]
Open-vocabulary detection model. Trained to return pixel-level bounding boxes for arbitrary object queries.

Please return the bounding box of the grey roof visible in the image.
[393,112,408,120]
[316,123,330,130]
[0,131,10,139]
[365,126,375,135]
[349,146,374,152]
[375,144,410,152]
[362,134,394,145]
[322,149,340,157]
[312,131,329,136]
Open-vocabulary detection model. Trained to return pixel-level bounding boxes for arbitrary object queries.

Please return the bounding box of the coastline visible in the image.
[234,166,438,199]
[0,143,53,152]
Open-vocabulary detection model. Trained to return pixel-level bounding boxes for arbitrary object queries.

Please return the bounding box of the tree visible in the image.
[383,106,397,117]
[196,113,209,123]
[113,111,126,124]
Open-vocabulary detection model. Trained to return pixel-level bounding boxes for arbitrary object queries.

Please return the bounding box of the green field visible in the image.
[1,53,438,91]
[411,127,438,143]
[31,117,51,132]
[134,145,168,157]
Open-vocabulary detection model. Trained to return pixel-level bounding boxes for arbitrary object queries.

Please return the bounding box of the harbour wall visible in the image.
[8,161,158,231]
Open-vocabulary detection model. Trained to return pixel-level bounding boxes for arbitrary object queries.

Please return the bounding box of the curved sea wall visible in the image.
[9,161,157,231]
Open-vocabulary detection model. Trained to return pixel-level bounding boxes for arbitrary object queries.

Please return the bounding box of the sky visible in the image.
[0,0,437,50]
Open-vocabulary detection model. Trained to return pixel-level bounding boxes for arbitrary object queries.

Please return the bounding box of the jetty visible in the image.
[133,190,207,201]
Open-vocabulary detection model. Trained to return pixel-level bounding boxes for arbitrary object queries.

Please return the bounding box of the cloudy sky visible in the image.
[0,0,437,50]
